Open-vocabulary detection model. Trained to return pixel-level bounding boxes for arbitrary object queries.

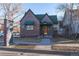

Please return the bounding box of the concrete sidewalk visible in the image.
[0,50,55,56]
[0,46,79,56]
[52,43,79,52]
[53,44,79,47]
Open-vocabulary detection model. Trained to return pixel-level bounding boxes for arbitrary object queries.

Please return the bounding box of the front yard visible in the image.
[11,37,52,49]
[12,37,52,45]
[13,37,42,43]
[10,37,42,49]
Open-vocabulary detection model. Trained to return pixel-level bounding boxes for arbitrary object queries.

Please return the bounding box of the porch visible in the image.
[40,22,53,36]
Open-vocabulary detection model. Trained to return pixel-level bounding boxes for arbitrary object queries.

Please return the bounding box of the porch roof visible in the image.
[35,14,58,24]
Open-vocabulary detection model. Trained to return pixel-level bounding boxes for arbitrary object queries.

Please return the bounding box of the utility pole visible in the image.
[3,18,7,46]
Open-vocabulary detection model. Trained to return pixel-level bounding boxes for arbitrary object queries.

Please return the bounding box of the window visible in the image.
[26,25,34,30]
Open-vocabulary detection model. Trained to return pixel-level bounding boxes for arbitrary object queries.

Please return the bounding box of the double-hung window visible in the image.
[26,25,34,30]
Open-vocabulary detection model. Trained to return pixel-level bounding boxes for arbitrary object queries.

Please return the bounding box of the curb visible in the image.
[0,47,79,55]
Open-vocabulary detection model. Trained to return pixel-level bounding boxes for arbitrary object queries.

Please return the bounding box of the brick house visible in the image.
[0,18,4,32]
[20,9,58,37]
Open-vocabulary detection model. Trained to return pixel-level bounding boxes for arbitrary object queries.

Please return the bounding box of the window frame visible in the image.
[26,25,34,30]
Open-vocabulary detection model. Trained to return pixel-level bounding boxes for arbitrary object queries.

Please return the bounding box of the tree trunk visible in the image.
[6,29,12,46]
[4,19,13,46]
[4,19,7,46]
[6,20,13,46]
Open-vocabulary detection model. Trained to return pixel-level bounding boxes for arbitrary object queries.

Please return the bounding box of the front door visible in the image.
[42,25,48,35]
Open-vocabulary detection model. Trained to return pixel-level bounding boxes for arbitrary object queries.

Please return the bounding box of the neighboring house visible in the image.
[20,9,58,37]
[57,20,64,36]
[13,25,20,37]
[13,21,20,33]
[0,18,4,32]
[0,23,4,32]
[12,21,20,37]
[63,7,79,37]
[0,17,21,37]
[13,26,20,33]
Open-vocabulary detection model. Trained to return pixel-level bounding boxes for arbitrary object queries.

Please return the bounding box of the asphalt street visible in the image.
[0,50,57,56]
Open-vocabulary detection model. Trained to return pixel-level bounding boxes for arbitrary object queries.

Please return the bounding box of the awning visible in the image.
[25,20,34,25]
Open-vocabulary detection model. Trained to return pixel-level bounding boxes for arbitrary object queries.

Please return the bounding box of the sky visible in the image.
[21,3,64,21]
[0,3,79,22]
[21,3,78,21]
[0,3,65,22]
[13,3,79,22]
[22,3,59,15]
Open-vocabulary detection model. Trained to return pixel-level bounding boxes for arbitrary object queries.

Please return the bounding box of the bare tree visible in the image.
[57,4,68,12]
[57,3,74,39]
[0,3,23,46]
[57,3,79,40]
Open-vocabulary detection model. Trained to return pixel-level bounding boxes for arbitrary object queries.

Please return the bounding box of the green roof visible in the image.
[25,20,34,25]
[35,14,58,24]
[35,14,45,21]
[21,9,58,25]
[50,15,58,24]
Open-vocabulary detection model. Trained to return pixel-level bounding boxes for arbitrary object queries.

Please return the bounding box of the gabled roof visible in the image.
[50,15,58,24]
[35,14,45,21]
[41,13,53,24]
[20,9,58,24]
[35,14,58,24]
[20,9,39,22]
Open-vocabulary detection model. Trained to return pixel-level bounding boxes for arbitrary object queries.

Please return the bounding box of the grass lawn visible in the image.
[14,37,42,43]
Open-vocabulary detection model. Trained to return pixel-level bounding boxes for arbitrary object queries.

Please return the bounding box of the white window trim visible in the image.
[26,25,34,30]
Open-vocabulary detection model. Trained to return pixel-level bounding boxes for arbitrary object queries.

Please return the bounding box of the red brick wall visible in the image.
[20,10,40,37]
